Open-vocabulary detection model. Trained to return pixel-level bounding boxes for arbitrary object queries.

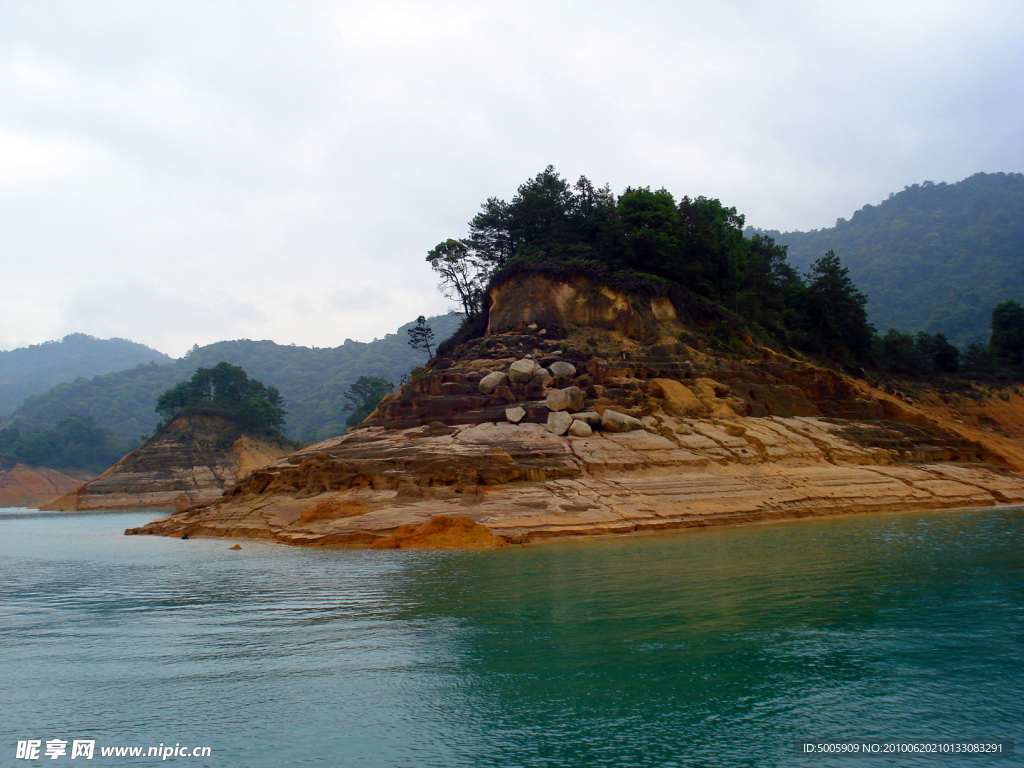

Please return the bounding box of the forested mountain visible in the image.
[0,333,172,417]
[6,314,461,445]
[755,172,1024,348]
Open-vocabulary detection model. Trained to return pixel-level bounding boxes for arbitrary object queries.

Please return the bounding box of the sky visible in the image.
[1,1,1022,357]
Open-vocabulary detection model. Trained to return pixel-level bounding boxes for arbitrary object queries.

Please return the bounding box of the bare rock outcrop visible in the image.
[0,459,84,508]
[127,272,1024,547]
[46,414,291,511]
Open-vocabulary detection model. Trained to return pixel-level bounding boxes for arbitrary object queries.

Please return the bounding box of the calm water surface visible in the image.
[1,506,1021,767]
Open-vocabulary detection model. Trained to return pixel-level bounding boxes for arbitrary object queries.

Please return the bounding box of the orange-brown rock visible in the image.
[127,272,1024,548]
[0,459,84,508]
[370,515,507,549]
[45,413,291,511]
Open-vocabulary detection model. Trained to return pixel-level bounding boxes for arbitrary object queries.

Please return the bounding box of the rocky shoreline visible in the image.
[125,273,1024,548]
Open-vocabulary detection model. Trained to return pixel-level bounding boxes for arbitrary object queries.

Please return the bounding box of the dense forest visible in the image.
[0,415,130,474]
[0,333,171,417]
[429,166,875,364]
[4,314,460,445]
[757,172,1024,348]
[155,362,286,436]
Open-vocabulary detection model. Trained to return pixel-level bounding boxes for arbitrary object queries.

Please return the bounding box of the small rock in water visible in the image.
[229,544,242,550]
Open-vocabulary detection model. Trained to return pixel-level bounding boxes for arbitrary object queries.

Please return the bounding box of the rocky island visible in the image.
[45,362,293,511]
[127,271,1024,548]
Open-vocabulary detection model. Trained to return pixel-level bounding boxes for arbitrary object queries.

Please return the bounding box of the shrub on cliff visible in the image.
[155,362,286,436]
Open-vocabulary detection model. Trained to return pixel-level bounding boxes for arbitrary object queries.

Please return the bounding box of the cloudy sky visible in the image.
[2,1,1022,356]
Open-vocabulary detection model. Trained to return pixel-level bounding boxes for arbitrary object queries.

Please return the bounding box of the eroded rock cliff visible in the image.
[46,414,291,511]
[0,458,84,508]
[128,274,1024,547]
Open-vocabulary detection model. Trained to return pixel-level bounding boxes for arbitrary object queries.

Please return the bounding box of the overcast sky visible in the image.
[2,1,1022,357]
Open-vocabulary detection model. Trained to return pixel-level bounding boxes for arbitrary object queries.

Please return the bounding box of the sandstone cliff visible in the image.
[128,274,1024,547]
[45,413,292,511]
[0,458,84,508]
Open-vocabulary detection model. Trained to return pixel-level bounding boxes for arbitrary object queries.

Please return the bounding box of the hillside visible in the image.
[0,333,172,417]
[44,413,292,511]
[6,314,461,444]
[756,172,1024,347]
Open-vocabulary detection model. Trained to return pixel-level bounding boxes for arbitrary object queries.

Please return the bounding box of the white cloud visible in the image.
[0,0,1021,355]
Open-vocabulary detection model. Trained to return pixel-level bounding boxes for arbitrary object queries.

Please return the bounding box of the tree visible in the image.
[426,239,487,318]
[616,187,680,275]
[803,250,875,362]
[343,375,394,428]
[990,299,1024,366]
[407,316,435,359]
[154,362,286,434]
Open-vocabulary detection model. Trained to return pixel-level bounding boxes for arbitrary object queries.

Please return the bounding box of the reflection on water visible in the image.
[0,507,1021,767]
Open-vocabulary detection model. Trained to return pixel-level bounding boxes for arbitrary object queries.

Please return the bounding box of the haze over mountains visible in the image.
[0,334,171,417]
[755,172,1024,348]
[4,314,461,446]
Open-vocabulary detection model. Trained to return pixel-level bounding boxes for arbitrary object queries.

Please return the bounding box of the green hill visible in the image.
[6,314,462,445]
[0,333,172,418]
[755,172,1024,348]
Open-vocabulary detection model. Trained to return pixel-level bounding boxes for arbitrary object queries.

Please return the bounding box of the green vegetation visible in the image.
[342,376,394,428]
[4,314,461,445]
[407,316,435,359]
[156,362,286,435]
[430,166,875,364]
[0,333,171,417]
[0,415,131,473]
[759,172,1024,348]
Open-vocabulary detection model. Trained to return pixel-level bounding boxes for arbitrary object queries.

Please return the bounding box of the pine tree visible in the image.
[407,316,435,359]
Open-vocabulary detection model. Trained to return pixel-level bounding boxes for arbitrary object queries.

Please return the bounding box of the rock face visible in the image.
[128,272,1024,547]
[45,414,291,511]
[0,459,84,508]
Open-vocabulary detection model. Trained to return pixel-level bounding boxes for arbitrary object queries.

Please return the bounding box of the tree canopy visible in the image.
[429,166,875,364]
[155,362,286,435]
[0,414,129,473]
[761,172,1024,348]
[342,376,393,428]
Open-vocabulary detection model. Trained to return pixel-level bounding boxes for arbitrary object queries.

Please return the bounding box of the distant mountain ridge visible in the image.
[0,333,172,418]
[753,172,1024,348]
[5,314,462,444]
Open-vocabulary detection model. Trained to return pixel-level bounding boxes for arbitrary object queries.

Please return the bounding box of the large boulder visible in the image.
[601,409,645,433]
[546,411,574,435]
[505,406,526,423]
[545,386,585,413]
[508,358,540,383]
[549,361,577,378]
[478,371,509,395]
[570,411,602,427]
[531,368,552,386]
[567,419,593,437]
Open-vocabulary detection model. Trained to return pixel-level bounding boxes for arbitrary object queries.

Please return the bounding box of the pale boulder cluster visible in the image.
[477,357,645,438]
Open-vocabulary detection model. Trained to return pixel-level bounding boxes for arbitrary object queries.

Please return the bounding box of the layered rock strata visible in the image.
[46,414,291,511]
[129,273,1024,547]
[0,459,83,508]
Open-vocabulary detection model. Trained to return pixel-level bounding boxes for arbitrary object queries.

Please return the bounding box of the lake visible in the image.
[1,506,1021,767]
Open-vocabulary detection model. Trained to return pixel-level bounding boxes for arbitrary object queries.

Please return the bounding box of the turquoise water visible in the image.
[1,507,1021,767]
